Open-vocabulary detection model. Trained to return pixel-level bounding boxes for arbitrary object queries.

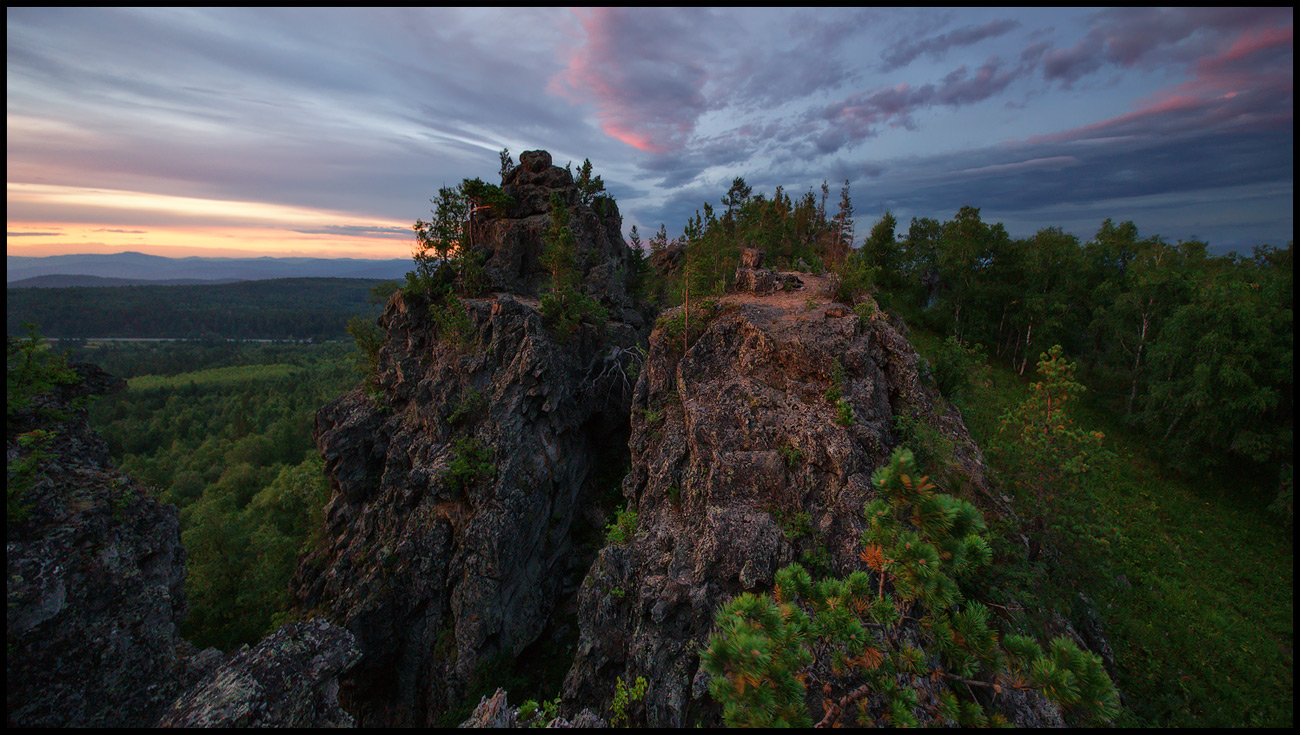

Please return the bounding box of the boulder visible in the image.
[158,619,361,727]
[733,266,803,295]
[738,247,764,269]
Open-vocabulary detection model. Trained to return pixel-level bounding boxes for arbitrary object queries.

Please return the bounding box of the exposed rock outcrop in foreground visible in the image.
[7,363,198,728]
[159,619,361,727]
[560,278,1058,726]
[6,362,359,728]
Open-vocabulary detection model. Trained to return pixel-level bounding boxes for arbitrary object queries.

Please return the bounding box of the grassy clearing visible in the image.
[128,363,304,392]
[908,326,1293,728]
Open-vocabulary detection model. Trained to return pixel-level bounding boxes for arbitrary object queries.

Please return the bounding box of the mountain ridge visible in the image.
[7,252,412,283]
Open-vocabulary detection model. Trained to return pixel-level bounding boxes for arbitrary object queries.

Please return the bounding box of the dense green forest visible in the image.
[70,340,360,650]
[6,277,393,340]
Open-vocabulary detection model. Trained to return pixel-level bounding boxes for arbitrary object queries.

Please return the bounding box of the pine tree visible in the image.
[702,446,1118,727]
[991,345,1109,561]
[575,158,605,206]
[539,193,606,340]
[498,147,514,182]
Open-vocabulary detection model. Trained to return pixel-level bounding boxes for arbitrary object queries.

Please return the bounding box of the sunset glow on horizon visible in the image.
[7,222,414,260]
[6,182,414,259]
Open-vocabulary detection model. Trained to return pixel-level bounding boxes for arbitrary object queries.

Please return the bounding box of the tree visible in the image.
[575,158,605,206]
[650,224,669,256]
[1135,258,1292,471]
[991,345,1109,562]
[702,447,1118,727]
[831,179,856,262]
[861,211,899,285]
[721,176,752,221]
[499,147,514,182]
[539,193,607,340]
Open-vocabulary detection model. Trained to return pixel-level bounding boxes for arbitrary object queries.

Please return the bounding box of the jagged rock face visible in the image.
[7,362,369,728]
[294,292,645,726]
[6,363,199,728]
[475,150,640,318]
[159,619,361,727]
[560,291,999,726]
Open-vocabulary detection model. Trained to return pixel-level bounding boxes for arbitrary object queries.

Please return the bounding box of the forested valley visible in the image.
[6,277,388,340]
[8,171,1291,727]
[59,340,358,650]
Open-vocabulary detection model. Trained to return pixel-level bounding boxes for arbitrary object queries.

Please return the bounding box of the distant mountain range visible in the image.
[6,251,412,286]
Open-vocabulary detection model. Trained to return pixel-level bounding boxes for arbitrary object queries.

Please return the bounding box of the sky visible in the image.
[6,7,1293,260]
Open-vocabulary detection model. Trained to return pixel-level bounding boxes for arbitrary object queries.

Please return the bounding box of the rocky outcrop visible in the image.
[731,246,806,294]
[559,291,1005,726]
[293,153,649,726]
[733,266,804,295]
[159,618,361,727]
[473,149,642,324]
[6,360,362,728]
[6,363,204,728]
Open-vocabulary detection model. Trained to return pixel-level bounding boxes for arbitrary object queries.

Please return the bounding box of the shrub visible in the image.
[932,335,989,404]
[835,398,855,427]
[443,437,495,494]
[345,316,384,384]
[778,443,803,468]
[604,506,638,544]
[611,676,648,726]
[447,386,485,427]
[540,193,608,340]
[831,250,879,305]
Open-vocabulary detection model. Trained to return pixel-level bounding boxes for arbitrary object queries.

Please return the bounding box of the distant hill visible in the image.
[6,251,412,284]
[7,275,245,289]
[7,277,394,340]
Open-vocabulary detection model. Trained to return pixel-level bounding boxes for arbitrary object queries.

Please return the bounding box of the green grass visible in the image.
[127,363,304,391]
[908,326,1293,728]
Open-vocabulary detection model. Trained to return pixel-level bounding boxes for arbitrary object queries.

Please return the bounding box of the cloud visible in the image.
[290,224,412,239]
[550,7,715,153]
[1030,22,1293,146]
[7,231,64,237]
[953,156,1079,176]
[881,19,1022,71]
[550,8,874,157]
[1041,7,1294,86]
[804,55,1029,155]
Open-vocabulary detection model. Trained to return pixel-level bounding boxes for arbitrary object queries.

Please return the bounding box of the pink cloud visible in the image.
[1027,20,1292,146]
[549,8,710,154]
[1196,24,1293,77]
